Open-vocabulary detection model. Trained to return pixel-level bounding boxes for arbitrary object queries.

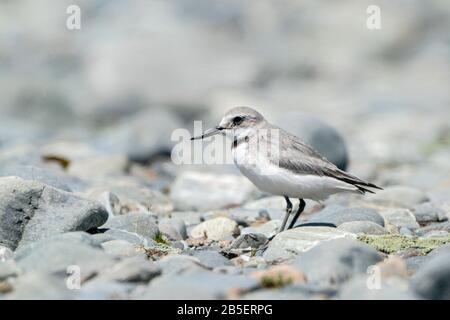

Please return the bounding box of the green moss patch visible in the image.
[260,275,294,289]
[153,232,169,245]
[358,234,450,254]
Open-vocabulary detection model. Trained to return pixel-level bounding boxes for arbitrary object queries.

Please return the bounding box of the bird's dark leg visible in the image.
[288,199,305,229]
[279,196,293,232]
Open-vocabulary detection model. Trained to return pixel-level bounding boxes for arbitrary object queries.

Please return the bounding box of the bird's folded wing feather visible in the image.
[273,128,381,190]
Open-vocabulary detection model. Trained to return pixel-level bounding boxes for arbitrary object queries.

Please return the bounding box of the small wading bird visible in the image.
[191,107,382,234]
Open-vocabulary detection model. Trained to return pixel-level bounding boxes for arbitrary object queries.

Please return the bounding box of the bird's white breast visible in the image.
[232,142,358,201]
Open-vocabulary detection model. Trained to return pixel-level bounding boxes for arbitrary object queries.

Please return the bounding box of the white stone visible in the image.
[190,217,239,240]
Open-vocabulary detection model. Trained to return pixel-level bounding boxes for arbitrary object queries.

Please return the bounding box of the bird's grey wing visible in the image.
[275,128,382,192]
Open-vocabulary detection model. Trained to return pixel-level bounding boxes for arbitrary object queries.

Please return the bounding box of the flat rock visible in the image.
[293,239,383,287]
[306,206,385,227]
[263,227,356,262]
[103,212,159,240]
[366,186,429,209]
[338,221,388,235]
[190,217,239,241]
[170,171,256,211]
[0,177,108,250]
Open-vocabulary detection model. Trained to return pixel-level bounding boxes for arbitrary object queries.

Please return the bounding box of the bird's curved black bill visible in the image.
[190,127,223,140]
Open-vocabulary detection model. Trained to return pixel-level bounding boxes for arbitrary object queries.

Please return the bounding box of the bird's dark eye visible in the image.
[233,116,243,125]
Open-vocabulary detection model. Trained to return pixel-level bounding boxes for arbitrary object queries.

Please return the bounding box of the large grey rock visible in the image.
[136,272,258,299]
[0,177,108,250]
[15,232,115,275]
[294,239,383,287]
[263,227,356,262]
[338,221,388,235]
[276,113,348,170]
[103,212,159,240]
[306,206,385,227]
[366,186,429,209]
[190,217,240,240]
[170,171,256,211]
[411,252,450,299]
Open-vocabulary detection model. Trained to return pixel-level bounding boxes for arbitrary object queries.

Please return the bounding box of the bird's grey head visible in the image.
[191,107,266,141]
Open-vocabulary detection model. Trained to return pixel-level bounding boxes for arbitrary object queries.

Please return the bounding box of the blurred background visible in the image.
[0,0,449,197]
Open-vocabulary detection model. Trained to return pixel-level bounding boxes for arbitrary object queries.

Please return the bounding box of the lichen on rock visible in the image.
[357,234,450,254]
